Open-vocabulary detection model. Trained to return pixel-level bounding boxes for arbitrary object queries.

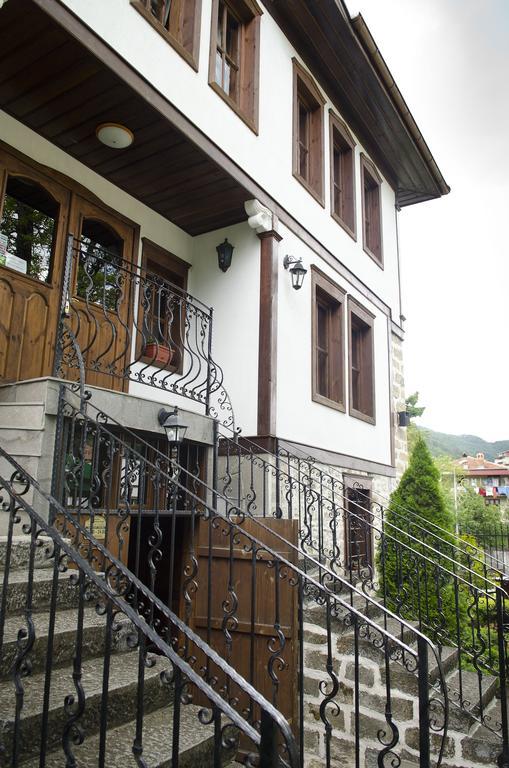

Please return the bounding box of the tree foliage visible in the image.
[457,488,502,536]
[405,391,425,420]
[377,435,456,631]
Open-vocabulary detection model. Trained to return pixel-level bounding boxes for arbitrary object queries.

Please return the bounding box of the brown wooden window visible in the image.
[361,154,383,266]
[130,0,202,70]
[209,0,261,132]
[330,113,356,239]
[293,59,325,205]
[138,238,190,373]
[348,298,375,424]
[312,267,345,411]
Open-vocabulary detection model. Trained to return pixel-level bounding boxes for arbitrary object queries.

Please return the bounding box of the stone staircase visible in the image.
[0,536,224,767]
[302,592,503,768]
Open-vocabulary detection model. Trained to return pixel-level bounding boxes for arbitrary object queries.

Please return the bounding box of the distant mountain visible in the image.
[418,427,509,462]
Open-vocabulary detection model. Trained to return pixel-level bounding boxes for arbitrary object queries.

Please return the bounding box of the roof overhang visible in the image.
[265,0,450,207]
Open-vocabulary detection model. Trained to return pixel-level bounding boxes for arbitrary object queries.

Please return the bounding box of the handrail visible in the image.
[53,391,430,658]
[274,435,503,573]
[212,425,509,745]
[0,452,298,768]
[216,427,502,590]
[53,387,449,767]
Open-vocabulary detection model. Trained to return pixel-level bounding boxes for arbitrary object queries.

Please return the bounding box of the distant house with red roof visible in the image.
[456,453,509,504]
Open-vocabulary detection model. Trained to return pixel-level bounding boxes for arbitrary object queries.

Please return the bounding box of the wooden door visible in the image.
[67,196,136,391]
[346,488,373,570]
[192,516,299,740]
[0,150,69,382]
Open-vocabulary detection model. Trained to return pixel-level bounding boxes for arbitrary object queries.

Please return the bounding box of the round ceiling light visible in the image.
[96,123,134,149]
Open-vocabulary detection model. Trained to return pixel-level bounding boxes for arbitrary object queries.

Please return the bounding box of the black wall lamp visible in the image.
[283,255,307,290]
[216,238,234,272]
[398,411,411,428]
[158,407,188,444]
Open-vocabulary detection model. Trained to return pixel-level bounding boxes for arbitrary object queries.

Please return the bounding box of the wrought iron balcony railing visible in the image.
[54,234,234,425]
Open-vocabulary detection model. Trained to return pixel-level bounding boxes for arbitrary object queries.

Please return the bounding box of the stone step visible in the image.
[0,606,133,678]
[0,649,173,763]
[0,402,46,431]
[0,535,64,570]
[445,669,499,730]
[0,567,83,613]
[19,703,219,768]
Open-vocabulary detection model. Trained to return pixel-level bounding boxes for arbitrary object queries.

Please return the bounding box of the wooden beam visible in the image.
[257,230,281,436]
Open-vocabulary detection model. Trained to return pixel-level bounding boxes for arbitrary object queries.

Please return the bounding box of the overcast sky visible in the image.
[351,0,509,441]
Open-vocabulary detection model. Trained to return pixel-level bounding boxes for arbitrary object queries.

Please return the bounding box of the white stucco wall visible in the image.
[191,224,260,435]
[1,90,395,465]
[57,0,402,323]
[277,223,392,466]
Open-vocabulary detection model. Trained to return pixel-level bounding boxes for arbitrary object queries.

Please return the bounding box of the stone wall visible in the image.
[391,331,408,479]
[302,616,501,768]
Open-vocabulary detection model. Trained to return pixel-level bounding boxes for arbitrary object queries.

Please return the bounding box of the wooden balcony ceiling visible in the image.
[0,0,250,236]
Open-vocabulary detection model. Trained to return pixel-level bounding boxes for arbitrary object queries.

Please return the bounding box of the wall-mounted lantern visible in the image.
[216,238,234,272]
[158,407,188,445]
[398,411,410,428]
[283,255,307,290]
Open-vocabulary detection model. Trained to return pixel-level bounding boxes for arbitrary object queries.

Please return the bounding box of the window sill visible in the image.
[293,171,325,208]
[349,406,376,426]
[208,81,258,135]
[130,1,199,72]
[363,242,384,270]
[312,392,346,413]
[331,211,356,242]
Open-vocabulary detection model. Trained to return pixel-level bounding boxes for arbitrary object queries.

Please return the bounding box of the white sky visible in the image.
[351,0,509,441]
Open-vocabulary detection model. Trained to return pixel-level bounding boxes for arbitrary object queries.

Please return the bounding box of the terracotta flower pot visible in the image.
[143,342,173,367]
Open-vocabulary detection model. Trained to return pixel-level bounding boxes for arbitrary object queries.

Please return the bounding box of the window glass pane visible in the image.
[215,49,223,86]
[317,350,328,397]
[317,302,328,350]
[217,2,224,45]
[224,60,231,95]
[150,0,163,21]
[299,102,308,147]
[0,176,58,283]
[225,11,239,62]
[77,219,123,309]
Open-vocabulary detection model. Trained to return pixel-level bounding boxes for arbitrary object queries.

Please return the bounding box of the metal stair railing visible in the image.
[0,448,298,768]
[213,428,509,755]
[217,427,503,580]
[50,385,449,768]
[277,436,505,577]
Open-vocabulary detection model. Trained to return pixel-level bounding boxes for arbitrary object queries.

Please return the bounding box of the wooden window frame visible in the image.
[138,237,190,374]
[360,153,383,267]
[130,0,202,71]
[348,296,376,425]
[311,266,345,412]
[208,0,262,134]
[293,59,325,206]
[329,112,356,240]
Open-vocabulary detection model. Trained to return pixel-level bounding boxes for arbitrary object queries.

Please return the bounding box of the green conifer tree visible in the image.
[377,435,456,635]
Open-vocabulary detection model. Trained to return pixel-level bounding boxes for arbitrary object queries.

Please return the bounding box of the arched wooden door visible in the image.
[0,150,69,383]
[67,196,136,392]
